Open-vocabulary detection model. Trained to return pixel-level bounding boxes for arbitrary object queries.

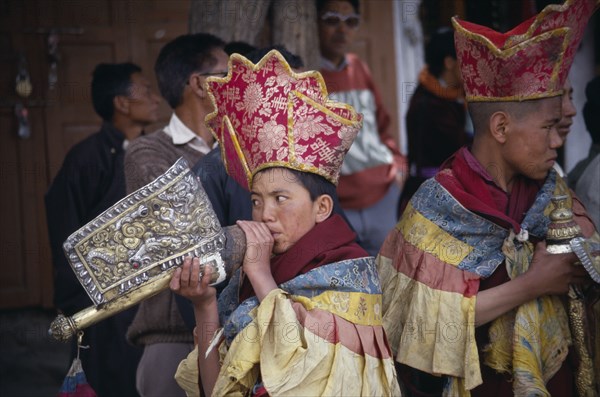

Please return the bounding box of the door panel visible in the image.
[0,0,50,308]
[0,0,190,309]
[129,2,191,129]
[351,0,400,143]
[44,31,130,179]
[0,106,51,308]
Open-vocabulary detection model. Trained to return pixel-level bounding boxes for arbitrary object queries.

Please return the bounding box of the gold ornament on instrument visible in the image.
[545,194,598,397]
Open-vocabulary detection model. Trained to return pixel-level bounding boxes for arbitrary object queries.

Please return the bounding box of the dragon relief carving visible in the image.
[75,170,221,293]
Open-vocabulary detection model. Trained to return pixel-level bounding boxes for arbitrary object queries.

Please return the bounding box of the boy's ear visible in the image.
[113,95,129,115]
[315,194,333,223]
[489,111,509,144]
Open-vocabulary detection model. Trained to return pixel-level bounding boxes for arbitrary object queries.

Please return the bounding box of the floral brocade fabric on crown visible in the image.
[205,50,363,190]
[452,0,599,102]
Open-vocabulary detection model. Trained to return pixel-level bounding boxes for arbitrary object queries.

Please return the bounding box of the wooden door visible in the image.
[128,0,191,129]
[43,0,132,180]
[0,0,55,308]
[352,0,400,143]
[0,0,190,309]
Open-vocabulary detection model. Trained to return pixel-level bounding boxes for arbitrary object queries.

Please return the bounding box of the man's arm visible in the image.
[124,134,173,193]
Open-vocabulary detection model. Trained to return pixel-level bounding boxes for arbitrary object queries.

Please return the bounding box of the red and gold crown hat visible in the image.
[453,0,599,102]
[205,50,363,190]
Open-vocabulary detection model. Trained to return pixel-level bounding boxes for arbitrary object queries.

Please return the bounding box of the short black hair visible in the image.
[425,28,456,78]
[225,41,257,56]
[316,0,360,14]
[468,97,558,136]
[91,62,141,121]
[155,33,225,109]
[286,168,337,202]
[583,76,600,143]
[246,45,305,69]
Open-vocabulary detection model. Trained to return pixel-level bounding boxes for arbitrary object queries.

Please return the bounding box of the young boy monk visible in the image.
[170,50,401,397]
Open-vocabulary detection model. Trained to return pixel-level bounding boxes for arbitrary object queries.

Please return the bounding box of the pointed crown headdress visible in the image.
[453,0,599,102]
[205,50,363,190]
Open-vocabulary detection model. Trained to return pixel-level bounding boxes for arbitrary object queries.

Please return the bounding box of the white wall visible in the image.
[565,18,596,172]
[393,0,424,155]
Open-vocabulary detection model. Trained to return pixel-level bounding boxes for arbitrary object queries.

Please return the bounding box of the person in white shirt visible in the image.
[123,33,228,397]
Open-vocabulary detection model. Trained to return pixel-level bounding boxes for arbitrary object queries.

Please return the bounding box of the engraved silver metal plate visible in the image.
[63,158,226,306]
[570,237,600,284]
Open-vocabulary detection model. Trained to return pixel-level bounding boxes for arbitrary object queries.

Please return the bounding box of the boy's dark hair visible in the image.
[284,168,342,220]
[287,169,337,202]
[583,76,600,143]
[155,33,225,109]
[246,45,305,69]
[468,97,559,137]
[425,28,457,78]
[316,0,360,14]
[91,62,141,121]
[225,41,257,56]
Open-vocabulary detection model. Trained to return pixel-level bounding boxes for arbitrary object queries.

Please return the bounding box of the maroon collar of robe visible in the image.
[436,147,542,233]
[238,214,367,302]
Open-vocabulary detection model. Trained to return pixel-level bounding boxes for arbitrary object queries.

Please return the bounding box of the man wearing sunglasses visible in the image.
[317,0,408,256]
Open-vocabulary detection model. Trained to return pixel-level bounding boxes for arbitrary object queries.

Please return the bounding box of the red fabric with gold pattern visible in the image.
[453,0,599,102]
[205,50,363,190]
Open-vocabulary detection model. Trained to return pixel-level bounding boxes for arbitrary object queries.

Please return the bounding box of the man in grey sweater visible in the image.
[124,33,228,397]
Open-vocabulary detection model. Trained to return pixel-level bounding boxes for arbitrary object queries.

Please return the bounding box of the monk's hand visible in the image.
[236,220,276,301]
[237,220,273,276]
[170,256,216,306]
[527,240,589,296]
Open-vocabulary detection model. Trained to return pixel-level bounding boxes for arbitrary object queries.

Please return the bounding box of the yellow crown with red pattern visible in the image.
[205,50,363,190]
[453,0,599,102]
